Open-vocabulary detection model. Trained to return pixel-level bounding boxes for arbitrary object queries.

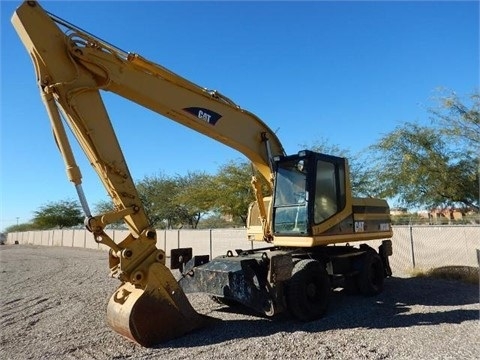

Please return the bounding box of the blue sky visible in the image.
[1,0,478,231]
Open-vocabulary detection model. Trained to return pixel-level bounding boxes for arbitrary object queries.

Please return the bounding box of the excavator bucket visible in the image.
[107,262,209,347]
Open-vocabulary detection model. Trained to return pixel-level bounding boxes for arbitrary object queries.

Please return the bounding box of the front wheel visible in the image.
[357,251,385,296]
[286,259,331,321]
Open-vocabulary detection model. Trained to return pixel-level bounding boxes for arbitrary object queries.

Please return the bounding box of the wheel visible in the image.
[357,251,385,296]
[286,259,331,321]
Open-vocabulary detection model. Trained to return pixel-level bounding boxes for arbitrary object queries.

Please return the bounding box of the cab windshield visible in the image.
[273,159,308,234]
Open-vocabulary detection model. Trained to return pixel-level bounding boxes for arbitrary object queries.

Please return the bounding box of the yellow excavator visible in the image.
[12,1,393,347]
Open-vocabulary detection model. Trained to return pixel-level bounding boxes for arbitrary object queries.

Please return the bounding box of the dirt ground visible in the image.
[1,245,479,360]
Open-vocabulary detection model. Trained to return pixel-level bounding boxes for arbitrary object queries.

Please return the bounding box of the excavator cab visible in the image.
[272,150,347,236]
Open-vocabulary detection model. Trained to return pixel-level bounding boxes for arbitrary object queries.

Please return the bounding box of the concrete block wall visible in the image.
[6,226,479,275]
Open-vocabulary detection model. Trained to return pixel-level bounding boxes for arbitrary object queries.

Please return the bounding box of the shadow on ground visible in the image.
[162,276,479,349]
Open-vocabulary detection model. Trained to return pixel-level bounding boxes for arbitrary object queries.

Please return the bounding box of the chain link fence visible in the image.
[391,225,479,272]
[6,225,479,276]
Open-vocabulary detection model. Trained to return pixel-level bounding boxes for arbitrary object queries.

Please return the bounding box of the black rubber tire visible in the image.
[357,251,385,296]
[286,259,331,321]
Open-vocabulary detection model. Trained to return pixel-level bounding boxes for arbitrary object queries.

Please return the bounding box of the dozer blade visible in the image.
[107,262,208,347]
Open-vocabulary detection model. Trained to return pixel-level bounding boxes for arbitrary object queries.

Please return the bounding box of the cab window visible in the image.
[314,160,340,223]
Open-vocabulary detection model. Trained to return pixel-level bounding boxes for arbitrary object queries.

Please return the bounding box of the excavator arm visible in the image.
[11,0,284,346]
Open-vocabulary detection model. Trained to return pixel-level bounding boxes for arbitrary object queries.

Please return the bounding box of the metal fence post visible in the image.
[409,225,416,268]
[163,229,167,252]
[209,229,213,260]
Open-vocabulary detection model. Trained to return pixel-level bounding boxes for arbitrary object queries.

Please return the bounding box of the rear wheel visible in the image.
[286,259,331,321]
[357,251,385,296]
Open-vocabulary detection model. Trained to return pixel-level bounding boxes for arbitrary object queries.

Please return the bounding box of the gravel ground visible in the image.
[0,245,478,360]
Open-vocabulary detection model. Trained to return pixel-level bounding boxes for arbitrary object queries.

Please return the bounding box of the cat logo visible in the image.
[354,221,365,232]
[197,109,211,123]
[183,107,222,125]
